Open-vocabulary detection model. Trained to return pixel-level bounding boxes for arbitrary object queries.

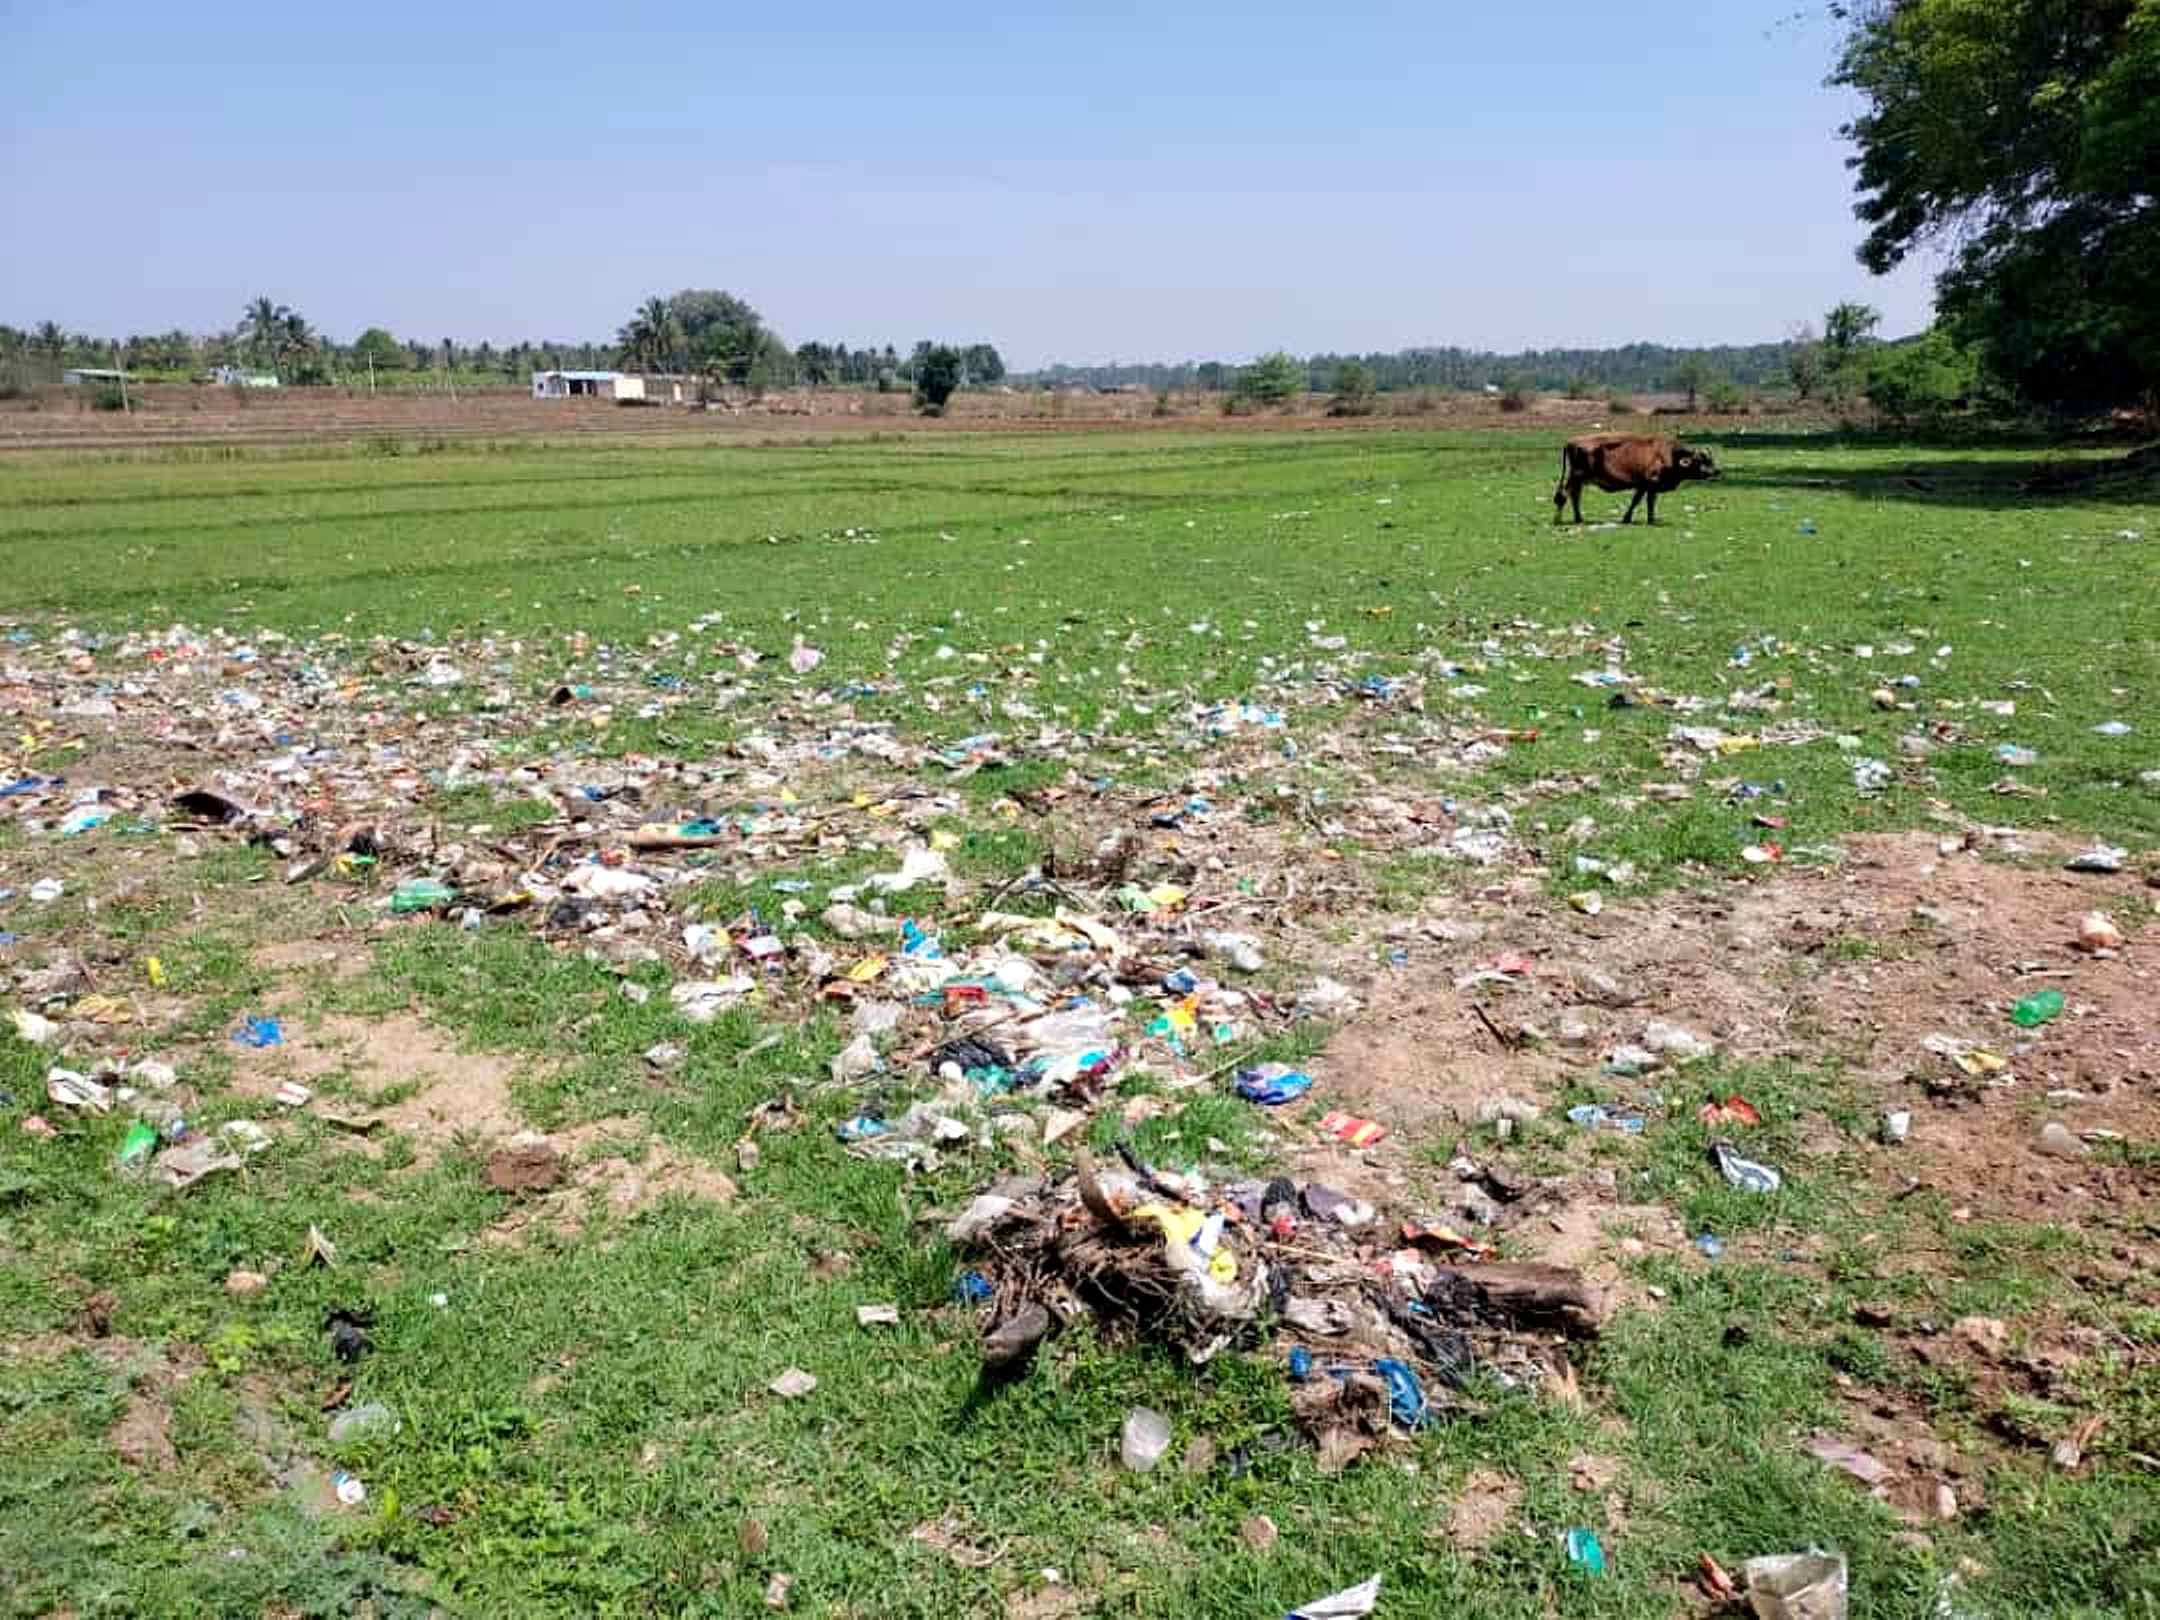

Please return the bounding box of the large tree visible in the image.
[351,327,407,370]
[1834,0,2160,408]
[913,345,962,413]
[670,289,766,382]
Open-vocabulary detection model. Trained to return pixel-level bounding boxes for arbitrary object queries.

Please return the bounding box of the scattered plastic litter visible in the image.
[1743,1550,1847,1620]
[1564,1527,1607,1575]
[46,1068,112,1112]
[1235,1064,1315,1106]
[1120,1406,1172,1472]
[1316,1110,1386,1148]
[2076,911,2124,954]
[231,1015,283,1049]
[2009,989,2065,1028]
[328,1402,400,1445]
[390,877,458,913]
[2064,845,2126,874]
[1710,1140,1782,1194]
[1568,1103,1646,1133]
[1290,1575,1382,1619]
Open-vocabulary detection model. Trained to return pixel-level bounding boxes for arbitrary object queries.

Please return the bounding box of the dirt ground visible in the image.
[1319,828,2158,1244]
[0,381,1754,454]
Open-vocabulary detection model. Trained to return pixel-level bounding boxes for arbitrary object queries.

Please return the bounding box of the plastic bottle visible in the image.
[117,1121,158,1172]
[328,1402,399,1445]
[2010,989,2065,1028]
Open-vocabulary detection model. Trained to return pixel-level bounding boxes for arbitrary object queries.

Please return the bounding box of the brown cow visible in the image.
[1552,434,1719,526]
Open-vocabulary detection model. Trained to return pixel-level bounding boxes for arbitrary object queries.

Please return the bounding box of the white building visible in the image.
[531,369,644,402]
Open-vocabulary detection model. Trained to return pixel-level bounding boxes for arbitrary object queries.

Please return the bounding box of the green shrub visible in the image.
[1606,394,1636,415]
[1704,377,1747,414]
[1325,361,1377,417]
[1237,351,1304,407]
[92,385,128,412]
[1498,375,1533,413]
[1866,328,1980,425]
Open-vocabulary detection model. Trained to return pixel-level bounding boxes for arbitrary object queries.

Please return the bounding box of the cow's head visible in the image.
[1674,445,1720,482]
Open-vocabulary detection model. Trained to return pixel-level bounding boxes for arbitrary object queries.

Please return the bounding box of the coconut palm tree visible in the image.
[615,296,680,373]
[241,296,291,367]
[33,320,66,359]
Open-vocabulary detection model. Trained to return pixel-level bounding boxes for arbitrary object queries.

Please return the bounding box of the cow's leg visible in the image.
[1645,489,1659,525]
[1620,487,1643,524]
[1553,475,1569,525]
[1570,478,1585,524]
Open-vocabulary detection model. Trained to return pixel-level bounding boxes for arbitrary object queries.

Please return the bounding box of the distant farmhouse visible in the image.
[532,369,642,401]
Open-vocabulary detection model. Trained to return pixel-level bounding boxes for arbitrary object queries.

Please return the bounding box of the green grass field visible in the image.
[0,428,2155,1618]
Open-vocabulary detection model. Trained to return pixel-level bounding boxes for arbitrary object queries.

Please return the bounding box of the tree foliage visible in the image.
[351,327,405,370]
[1834,0,2160,408]
[1326,360,1377,416]
[1865,327,1982,423]
[913,345,962,413]
[1237,351,1304,406]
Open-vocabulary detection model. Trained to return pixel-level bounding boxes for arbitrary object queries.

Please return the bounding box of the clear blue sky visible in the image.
[1,1,1933,368]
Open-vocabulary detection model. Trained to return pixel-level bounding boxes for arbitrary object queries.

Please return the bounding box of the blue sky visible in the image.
[0,2,1934,368]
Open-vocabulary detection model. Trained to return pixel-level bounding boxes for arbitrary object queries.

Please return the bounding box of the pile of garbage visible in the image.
[944,1146,1603,1471]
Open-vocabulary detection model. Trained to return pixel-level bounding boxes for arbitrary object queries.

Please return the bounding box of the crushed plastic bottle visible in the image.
[2009,989,2065,1028]
[328,1401,400,1445]
[390,877,457,913]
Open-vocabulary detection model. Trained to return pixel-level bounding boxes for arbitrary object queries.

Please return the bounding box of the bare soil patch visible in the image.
[483,1125,739,1244]
[1444,1468,1523,1551]
[230,1011,527,1149]
[1321,832,2160,1239]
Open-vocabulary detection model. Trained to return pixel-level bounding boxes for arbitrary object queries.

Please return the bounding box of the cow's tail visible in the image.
[1552,445,1572,505]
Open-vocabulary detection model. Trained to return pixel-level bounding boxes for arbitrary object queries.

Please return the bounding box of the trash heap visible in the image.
[944,1149,1604,1471]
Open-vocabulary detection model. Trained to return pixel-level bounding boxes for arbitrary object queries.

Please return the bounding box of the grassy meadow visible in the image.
[0,426,2154,1618]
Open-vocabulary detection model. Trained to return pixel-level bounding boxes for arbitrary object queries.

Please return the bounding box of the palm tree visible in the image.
[241,296,290,367]
[615,296,680,373]
[33,320,66,359]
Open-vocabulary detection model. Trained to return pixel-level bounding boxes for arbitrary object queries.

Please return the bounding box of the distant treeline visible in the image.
[1022,341,1799,394]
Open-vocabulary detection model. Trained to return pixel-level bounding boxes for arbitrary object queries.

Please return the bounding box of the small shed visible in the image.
[62,367,136,387]
[532,369,643,401]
